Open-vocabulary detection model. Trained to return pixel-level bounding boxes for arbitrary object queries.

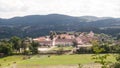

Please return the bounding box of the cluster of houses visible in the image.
[33,31,97,47]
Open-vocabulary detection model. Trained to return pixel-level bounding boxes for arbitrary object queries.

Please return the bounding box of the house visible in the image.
[38,41,52,46]
[75,31,96,45]
[55,39,73,46]
[56,34,75,39]
[33,36,50,41]
[75,37,83,45]
[115,40,120,45]
[88,31,94,37]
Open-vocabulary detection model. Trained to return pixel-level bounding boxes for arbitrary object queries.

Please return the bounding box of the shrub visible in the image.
[24,50,31,55]
[78,63,82,68]
[7,63,10,66]
[0,64,1,66]
[22,57,27,60]
[92,40,111,68]
[28,56,31,59]
[4,59,6,61]
[13,62,16,64]
[110,62,120,68]
[48,55,51,58]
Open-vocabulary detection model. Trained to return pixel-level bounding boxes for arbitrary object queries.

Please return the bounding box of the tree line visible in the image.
[0,36,39,56]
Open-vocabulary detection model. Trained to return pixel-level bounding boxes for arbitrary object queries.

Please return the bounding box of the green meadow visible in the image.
[0,54,116,67]
[19,54,116,65]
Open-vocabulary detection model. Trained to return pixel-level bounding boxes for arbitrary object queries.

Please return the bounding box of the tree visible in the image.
[0,40,13,55]
[110,44,120,68]
[30,41,39,54]
[49,31,57,40]
[91,40,111,68]
[100,43,110,53]
[21,37,34,55]
[72,40,78,47]
[9,36,22,53]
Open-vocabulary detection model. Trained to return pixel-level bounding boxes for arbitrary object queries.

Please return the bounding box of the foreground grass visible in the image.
[0,54,116,67]
[18,54,116,65]
[0,55,24,67]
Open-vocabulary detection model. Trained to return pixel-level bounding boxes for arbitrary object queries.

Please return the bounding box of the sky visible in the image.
[0,0,120,18]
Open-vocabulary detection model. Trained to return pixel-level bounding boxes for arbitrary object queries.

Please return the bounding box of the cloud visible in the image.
[0,0,120,18]
[0,0,24,12]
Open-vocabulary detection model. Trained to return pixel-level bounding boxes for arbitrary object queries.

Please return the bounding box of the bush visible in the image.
[22,57,27,60]
[76,47,92,54]
[28,56,31,59]
[110,62,120,68]
[78,63,82,68]
[4,59,6,61]
[22,56,31,60]
[7,63,10,66]
[57,46,64,55]
[48,55,51,58]
[23,50,31,55]
[111,54,120,68]
[13,62,16,64]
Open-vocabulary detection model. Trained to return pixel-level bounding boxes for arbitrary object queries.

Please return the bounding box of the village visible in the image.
[33,31,97,52]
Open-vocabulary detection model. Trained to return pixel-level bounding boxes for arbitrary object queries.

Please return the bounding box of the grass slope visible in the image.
[0,54,116,68]
[0,55,24,67]
[18,54,116,65]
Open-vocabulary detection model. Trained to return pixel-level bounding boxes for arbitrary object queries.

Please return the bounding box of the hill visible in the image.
[0,14,120,38]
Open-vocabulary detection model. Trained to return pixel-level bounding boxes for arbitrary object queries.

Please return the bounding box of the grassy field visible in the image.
[0,55,24,67]
[0,54,116,68]
[18,54,116,65]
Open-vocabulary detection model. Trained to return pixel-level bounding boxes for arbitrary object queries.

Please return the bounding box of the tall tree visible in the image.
[30,41,39,54]
[10,36,22,53]
[0,40,13,55]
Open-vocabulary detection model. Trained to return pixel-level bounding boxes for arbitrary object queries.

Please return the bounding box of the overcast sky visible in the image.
[0,0,120,18]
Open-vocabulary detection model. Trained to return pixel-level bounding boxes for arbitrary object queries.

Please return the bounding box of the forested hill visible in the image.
[0,14,120,38]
